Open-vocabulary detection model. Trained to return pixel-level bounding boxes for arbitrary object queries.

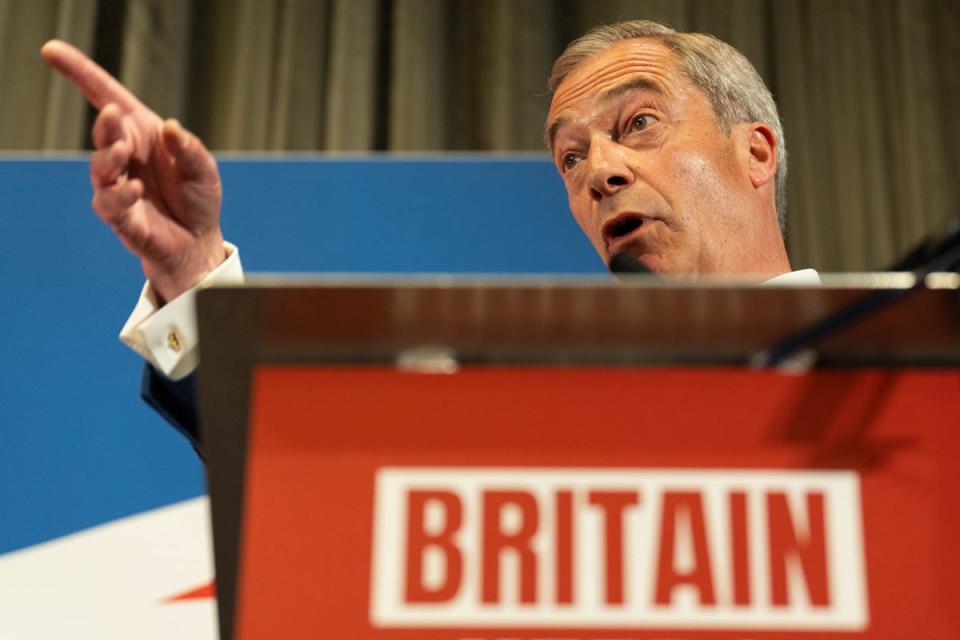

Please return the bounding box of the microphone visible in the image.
[608,251,653,275]
[887,212,960,272]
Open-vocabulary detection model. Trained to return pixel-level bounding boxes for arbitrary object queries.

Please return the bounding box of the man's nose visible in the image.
[586,137,634,201]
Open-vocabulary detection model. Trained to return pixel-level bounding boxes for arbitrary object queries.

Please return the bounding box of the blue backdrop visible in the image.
[0,156,606,554]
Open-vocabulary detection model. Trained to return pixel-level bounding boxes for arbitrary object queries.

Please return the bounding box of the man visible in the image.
[41,20,816,449]
[545,21,795,278]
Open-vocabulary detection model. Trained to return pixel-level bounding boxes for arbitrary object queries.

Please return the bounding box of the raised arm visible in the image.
[41,40,225,302]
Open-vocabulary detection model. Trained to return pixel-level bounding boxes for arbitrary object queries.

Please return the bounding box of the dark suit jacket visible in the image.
[141,364,202,454]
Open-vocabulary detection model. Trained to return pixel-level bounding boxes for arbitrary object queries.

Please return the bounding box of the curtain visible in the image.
[2,0,958,271]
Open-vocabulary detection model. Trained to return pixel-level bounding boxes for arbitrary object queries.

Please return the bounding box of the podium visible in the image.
[196,275,960,640]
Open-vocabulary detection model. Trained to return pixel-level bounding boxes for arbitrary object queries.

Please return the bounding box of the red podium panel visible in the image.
[234,366,960,639]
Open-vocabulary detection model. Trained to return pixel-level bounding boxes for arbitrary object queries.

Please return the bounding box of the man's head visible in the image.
[546,20,791,277]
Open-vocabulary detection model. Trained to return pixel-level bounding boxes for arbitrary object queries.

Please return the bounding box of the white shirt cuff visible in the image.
[119,242,244,381]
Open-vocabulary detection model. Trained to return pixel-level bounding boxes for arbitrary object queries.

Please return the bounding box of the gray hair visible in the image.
[549,20,788,231]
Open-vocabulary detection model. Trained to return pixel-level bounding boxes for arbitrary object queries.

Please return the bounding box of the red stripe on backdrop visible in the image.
[164,580,215,602]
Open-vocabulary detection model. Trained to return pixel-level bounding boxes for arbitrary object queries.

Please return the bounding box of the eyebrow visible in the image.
[545,78,665,150]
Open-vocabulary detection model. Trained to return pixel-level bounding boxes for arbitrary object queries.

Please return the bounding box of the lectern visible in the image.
[197,275,960,640]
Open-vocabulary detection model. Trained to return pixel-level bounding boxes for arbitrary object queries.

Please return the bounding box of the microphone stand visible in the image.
[753,215,960,369]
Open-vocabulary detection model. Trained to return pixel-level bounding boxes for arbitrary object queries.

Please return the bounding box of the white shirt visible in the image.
[762,268,821,286]
[119,251,819,380]
[119,243,243,381]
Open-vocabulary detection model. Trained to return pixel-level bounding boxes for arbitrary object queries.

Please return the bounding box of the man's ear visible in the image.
[746,123,777,190]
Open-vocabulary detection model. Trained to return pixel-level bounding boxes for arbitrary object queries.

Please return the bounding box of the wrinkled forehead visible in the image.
[547,39,681,123]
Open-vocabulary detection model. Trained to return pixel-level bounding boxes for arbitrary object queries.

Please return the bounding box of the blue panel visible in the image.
[0,156,606,554]
[219,157,602,274]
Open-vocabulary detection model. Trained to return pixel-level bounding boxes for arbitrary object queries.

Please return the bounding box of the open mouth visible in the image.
[601,213,650,251]
[609,217,643,237]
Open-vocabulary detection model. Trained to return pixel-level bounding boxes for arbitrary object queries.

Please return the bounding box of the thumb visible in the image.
[161,119,217,183]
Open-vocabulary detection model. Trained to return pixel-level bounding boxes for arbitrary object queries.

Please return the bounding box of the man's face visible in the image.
[547,39,760,275]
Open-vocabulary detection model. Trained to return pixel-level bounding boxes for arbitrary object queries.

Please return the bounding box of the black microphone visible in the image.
[887,212,960,272]
[608,251,653,275]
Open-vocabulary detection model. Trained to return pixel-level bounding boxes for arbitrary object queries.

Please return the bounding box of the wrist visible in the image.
[146,235,228,304]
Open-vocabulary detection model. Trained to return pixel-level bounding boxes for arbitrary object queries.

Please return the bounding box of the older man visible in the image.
[546,21,794,278]
[42,19,816,447]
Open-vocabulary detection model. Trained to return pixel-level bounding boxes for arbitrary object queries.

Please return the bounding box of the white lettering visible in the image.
[369,468,867,631]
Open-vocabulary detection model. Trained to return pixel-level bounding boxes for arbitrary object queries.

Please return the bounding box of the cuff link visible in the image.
[166,329,183,353]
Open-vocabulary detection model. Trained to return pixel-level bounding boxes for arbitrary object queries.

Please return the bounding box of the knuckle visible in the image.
[93,189,118,216]
[92,192,109,212]
[89,151,105,171]
[89,162,110,188]
[92,114,109,139]
[112,140,129,161]
[107,203,131,230]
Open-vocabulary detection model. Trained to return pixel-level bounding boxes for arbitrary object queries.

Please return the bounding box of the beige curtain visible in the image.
[2,0,958,271]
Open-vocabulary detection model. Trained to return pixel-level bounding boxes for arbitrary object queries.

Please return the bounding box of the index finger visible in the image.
[41,40,145,113]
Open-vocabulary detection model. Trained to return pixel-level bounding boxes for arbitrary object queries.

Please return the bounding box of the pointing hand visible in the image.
[42,40,226,303]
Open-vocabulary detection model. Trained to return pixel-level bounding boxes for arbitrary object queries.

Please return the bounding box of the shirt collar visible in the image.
[761,269,822,286]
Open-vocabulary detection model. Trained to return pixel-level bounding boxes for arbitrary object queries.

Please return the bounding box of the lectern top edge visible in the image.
[229,271,955,291]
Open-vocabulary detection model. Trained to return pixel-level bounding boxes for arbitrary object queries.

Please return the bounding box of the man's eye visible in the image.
[628,114,657,133]
[562,154,581,171]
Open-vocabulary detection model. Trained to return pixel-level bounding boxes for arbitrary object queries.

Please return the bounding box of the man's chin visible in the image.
[607,251,649,274]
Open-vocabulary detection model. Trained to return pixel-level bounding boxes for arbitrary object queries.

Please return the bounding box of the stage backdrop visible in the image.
[0,155,604,557]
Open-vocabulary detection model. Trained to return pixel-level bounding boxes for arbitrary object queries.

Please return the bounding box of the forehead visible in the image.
[548,38,682,126]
